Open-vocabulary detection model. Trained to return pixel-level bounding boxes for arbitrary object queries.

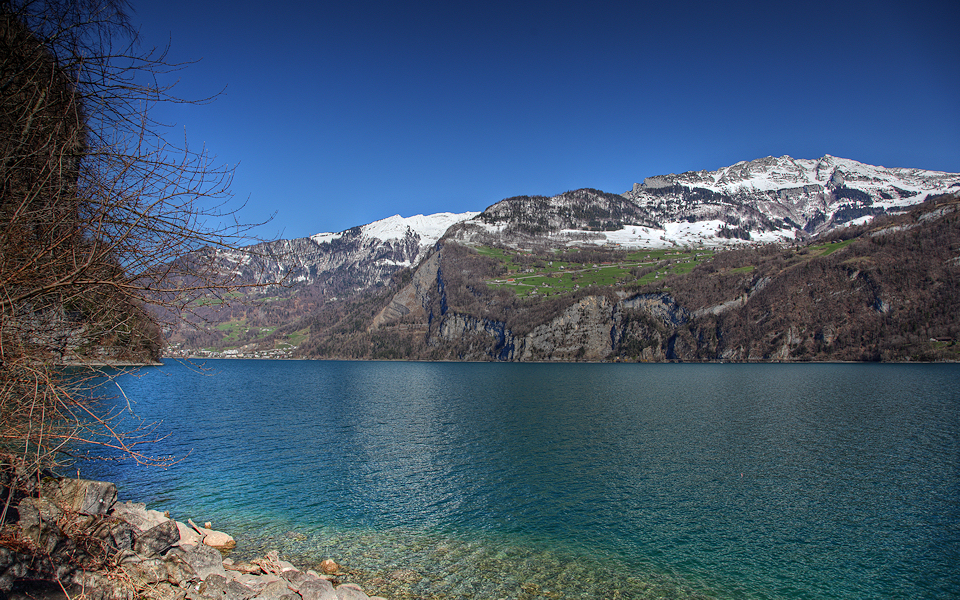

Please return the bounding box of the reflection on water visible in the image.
[82,361,960,599]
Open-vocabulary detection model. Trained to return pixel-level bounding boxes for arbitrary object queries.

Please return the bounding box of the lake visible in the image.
[80,360,960,599]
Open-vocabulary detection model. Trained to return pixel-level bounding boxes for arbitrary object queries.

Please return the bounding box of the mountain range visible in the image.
[165,155,960,362]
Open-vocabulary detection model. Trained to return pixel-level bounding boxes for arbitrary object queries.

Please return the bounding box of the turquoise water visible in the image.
[81,361,960,599]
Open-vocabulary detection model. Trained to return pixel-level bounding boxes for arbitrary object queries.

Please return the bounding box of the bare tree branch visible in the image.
[1,0,278,501]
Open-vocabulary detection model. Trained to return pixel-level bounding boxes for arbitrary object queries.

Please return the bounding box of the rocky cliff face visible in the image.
[367,244,697,362]
[370,251,440,329]
[518,295,620,361]
[432,295,623,362]
[378,273,681,362]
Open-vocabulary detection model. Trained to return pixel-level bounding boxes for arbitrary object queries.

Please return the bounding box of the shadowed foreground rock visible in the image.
[0,478,386,600]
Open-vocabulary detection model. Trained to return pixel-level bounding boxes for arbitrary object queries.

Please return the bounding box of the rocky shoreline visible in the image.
[0,478,385,600]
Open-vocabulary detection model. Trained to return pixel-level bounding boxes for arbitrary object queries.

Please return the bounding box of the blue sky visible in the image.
[131,0,960,240]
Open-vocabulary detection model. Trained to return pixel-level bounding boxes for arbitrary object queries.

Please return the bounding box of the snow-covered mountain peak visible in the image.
[310,211,479,246]
[632,154,959,200]
[710,155,811,191]
[362,212,480,242]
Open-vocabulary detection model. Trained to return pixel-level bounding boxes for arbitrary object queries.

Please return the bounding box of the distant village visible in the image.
[163,342,298,360]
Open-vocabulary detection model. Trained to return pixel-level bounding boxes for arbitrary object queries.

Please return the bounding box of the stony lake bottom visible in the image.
[81,360,960,599]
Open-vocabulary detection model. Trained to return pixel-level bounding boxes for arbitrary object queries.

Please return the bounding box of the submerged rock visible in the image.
[319,558,341,574]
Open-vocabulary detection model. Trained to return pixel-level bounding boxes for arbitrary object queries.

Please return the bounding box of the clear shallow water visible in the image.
[81,361,960,599]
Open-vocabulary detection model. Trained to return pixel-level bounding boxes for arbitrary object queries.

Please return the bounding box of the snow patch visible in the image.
[310,231,343,245]
[546,220,795,249]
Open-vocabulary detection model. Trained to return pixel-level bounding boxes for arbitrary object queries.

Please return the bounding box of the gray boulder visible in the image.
[280,568,311,588]
[251,579,297,600]
[336,583,370,600]
[229,572,282,592]
[88,516,138,552]
[118,551,169,585]
[163,550,199,585]
[297,578,338,600]
[111,500,169,531]
[199,573,259,600]
[135,518,181,556]
[166,543,226,581]
[16,497,64,553]
[0,546,30,592]
[40,478,117,515]
[71,570,136,600]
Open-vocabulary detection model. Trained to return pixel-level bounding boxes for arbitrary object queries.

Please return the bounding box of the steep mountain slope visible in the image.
[291,192,960,362]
